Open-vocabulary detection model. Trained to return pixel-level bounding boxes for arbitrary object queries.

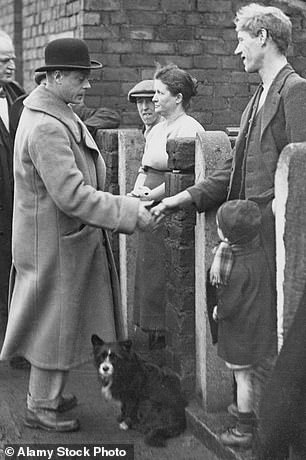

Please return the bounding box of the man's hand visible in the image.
[150,190,193,224]
[136,202,154,231]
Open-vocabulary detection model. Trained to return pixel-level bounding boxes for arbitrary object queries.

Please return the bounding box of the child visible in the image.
[211,199,276,448]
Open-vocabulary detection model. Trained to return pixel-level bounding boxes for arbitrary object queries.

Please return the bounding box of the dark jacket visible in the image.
[257,285,306,459]
[217,243,276,365]
[188,64,306,209]
[0,81,25,309]
[187,64,306,295]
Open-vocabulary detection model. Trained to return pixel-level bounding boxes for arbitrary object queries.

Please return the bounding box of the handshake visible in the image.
[134,189,192,231]
[136,200,166,231]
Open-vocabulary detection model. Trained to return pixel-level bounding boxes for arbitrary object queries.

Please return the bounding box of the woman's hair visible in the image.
[234,3,292,55]
[154,63,198,110]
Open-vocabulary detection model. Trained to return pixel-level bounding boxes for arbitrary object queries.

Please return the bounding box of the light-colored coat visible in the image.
[0,85,139,370]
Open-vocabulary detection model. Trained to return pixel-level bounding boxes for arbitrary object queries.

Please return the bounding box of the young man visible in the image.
[151,3,306,445]
[0,38,153,432]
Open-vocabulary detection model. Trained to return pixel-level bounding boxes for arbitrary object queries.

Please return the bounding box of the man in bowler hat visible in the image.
[0,37,153,432]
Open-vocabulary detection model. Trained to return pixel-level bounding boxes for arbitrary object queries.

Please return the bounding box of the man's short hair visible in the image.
[234,3,292,55]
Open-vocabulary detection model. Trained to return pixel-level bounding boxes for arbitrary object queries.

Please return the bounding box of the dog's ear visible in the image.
[119,339,132,353]
[91,334,104,347]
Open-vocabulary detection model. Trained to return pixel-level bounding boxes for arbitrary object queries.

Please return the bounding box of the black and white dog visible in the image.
[91,334,187,447]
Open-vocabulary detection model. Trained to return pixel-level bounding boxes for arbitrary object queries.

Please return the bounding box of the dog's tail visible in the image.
[144,421,185,447]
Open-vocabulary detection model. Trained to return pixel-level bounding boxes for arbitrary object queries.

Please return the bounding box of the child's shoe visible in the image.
[221,411,256,448]
[220,426,253,448]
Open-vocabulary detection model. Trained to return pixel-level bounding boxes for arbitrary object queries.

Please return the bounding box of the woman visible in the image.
[130,64,205,349]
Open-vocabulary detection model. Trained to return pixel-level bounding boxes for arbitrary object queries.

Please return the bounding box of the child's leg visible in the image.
[234,368,253,413]
[227,372,238,417]
[220,368,256,448]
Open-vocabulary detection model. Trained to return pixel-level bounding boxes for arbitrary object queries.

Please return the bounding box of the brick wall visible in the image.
[59,0,306,130]
[1,0,306,129]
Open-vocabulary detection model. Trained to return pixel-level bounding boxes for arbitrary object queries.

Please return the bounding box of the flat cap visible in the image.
[128,79,155,103]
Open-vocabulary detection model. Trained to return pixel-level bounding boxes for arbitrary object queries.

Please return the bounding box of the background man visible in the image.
[128,79,162,137]
[0,30,25,347]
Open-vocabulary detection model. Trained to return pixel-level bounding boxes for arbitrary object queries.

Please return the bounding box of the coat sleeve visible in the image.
[186,155,233,212]
[283,77,306,142]
[28,119,139,234]
[217,265,249,320]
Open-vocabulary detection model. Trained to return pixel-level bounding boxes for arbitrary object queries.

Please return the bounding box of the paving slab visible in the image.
[0,362,219,460]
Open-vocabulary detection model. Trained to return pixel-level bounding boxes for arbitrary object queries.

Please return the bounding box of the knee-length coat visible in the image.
[0,85,139,370]
[0,82,25,317]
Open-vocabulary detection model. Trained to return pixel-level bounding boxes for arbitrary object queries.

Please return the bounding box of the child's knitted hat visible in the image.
[216,199,262,244]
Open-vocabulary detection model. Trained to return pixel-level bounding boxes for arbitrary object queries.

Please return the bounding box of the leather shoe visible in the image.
[57,394,78,412]
[24,408,80,432]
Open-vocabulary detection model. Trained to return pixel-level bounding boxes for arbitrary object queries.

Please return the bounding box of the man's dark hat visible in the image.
[35,38,102,72]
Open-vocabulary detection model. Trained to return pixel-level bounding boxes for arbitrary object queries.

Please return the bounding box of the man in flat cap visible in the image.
[0,37,153,432]
[128,79,162,138]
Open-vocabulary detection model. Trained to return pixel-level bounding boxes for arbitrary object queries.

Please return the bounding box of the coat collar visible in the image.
[24,85,81,143]
[237,64,295,146]
[260,63,295,136]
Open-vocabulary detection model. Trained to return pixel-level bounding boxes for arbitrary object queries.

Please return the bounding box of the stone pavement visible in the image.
[0,361,220,460]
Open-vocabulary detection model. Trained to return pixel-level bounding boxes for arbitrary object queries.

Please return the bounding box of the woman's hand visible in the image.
[136,186,152,200]
[130,186,152,200]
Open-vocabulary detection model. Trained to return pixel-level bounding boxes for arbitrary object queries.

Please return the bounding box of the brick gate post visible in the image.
[165,133,233,406]
[164,137,198,395]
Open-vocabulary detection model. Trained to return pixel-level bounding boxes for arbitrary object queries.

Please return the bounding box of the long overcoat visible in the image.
[0,82,25,323]
[187,64,306,294]
[0,85,139,370]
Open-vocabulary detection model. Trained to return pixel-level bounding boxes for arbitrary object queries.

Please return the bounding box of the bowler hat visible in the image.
[35,38,102,72]
[128,80,155,103]
[217,199,262,244]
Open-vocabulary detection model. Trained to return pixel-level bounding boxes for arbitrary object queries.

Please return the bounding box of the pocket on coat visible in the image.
[62,224,87,238]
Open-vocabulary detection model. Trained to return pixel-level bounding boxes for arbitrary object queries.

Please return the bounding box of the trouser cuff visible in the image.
[27,392,61,411]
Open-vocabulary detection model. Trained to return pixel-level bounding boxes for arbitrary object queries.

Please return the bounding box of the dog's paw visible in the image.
[119,421,129,431]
